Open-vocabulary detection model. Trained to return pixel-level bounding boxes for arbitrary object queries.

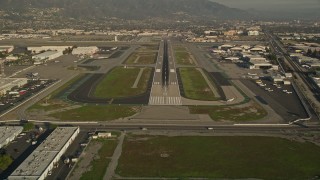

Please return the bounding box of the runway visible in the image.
[149,39,182,105]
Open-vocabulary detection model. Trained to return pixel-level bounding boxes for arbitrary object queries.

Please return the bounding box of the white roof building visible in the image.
[230,47,243,52]
[297,56,319,64]
[249,59,272,69]
[250,47,266,53]
[0,126,23,149]
[240,45,251,50]
[9,127,80,180]
[225,57,240,62]
[32,51,63,64]
[5,55,19,61]
[248,30,260,36]
[0,46,14,53]
[28,46,71,53]
[72,46,98,55]
[218,44,234,50]
[212,49,226,54]
[249,56,267,62]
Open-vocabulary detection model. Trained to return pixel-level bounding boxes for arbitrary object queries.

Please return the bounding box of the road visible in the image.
[103,132,125,180]
[54,122,319,134]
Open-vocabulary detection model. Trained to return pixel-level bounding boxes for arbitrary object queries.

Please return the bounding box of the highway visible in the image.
[55,123,320,134]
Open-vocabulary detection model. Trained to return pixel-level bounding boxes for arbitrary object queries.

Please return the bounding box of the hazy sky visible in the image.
[211,0,320,11]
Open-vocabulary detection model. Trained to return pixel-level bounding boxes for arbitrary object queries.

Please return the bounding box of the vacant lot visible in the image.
[137,44,159,51]
[173,46,187,52]
[124,52,157,64]
[79,138,118,180]
[179,68,216,101]
[117,135,320,179]
[93,67,152,98]
[189,102,267,122]
[50,105,139,121]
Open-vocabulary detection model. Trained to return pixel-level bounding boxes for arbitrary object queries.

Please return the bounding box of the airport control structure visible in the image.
[8,126,80,180]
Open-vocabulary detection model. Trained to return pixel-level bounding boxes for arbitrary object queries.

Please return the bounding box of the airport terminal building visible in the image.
[9,127,80,180]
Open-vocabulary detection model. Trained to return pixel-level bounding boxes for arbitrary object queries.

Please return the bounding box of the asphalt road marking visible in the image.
[149,96,182,105]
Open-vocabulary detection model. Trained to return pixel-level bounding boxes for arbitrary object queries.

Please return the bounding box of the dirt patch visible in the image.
[68,141,102,180]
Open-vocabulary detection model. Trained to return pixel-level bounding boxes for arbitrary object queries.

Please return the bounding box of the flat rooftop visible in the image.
[9,127,79,179]
[33,51,61,58]
[250,59,272,65]
[0,126,23,146]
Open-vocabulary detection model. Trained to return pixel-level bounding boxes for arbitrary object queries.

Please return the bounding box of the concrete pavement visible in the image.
[103,132,126,180]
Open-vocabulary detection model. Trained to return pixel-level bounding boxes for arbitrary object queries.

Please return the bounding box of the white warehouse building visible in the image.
[0,126,23,149]
[32,51,63,65]
[0,46,14,53]
[72,46,98,56]
[248,30,260,36]
[9,127,80,180]
[28,46,71,53]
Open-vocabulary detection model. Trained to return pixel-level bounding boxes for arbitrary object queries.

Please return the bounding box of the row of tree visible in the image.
[62,45,78,55]
[306,49,320,59]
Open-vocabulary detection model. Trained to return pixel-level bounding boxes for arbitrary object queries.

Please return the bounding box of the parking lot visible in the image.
[193,43,308,122]
[241,79,308,121]
[0,79,55,114]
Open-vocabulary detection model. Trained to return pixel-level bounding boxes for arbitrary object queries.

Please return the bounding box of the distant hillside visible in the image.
[0,0,250,20]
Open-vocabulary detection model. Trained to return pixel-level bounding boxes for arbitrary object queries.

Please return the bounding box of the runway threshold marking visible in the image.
[149,96,182,105]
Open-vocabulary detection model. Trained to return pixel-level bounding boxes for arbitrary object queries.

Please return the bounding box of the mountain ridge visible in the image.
[0,0,251,20]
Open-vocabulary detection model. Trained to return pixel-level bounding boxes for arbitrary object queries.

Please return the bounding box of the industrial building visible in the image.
[248,58,278,70]
[72,46,98,56]
[270,74,292,85]
[9,127,80,180]
[0,46,14,53]
[0,59,4,77]
[28,46,71,53]
[5,55,19,62]
[0,78,28,96]
[32,51,63,65]
[0,126,23,149]
[248,30,260,36]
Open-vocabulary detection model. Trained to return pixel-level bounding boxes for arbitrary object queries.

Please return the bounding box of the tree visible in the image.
[23,122,35,131]
[316,50,320,58]
[48,123,58,130]
[0,154,13,170]
[312,49,317,58]
[0,52,6,58]
[306,48,312,56]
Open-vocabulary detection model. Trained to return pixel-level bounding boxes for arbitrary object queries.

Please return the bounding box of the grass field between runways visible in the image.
[116,135,320,179]
[93,67,152,98]
[124,52,157,64]
[179,68,217,101]
[175,51,194,65]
